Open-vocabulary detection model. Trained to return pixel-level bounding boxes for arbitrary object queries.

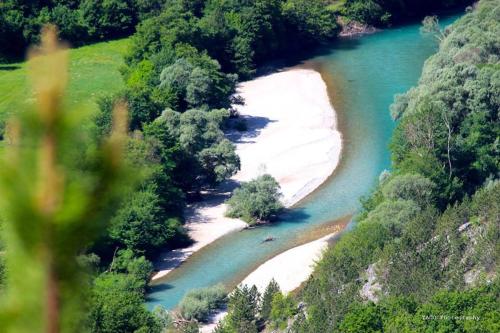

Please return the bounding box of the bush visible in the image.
[225,174,284,224]
[381,173,436,207]
[270,292,296,329]
[179,284,227,322]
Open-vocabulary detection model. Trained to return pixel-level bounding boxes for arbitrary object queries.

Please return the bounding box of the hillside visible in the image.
[287,1,499,331]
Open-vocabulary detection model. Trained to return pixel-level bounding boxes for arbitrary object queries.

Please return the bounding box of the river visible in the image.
[146,14,461,310]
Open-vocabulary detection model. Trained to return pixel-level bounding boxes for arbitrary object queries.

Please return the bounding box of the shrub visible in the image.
[225,174,284,224]
[270,292,296,329]
[381,173,436,207]
[179,284,227,322]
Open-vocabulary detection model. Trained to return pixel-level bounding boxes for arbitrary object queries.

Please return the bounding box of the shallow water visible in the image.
[146,14,461,310]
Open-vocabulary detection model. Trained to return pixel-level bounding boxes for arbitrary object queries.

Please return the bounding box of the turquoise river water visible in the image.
[147,14,461,310]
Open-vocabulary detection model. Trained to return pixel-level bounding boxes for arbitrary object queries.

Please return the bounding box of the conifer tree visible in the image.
[261,278,281,321]
[219,285,260,333]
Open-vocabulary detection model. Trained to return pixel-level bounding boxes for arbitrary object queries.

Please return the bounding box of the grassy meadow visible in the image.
[0,38,130,125]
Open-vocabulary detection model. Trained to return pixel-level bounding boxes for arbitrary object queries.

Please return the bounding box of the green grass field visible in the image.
[0,38,130,124]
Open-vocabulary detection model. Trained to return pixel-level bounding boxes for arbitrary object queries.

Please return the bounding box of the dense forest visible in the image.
[0,0,496,333]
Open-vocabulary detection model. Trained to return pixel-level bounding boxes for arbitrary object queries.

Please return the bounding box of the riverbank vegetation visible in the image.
[225,174,283,225]
[179,284,227,322]
[0,1,494,333]
[338,0,474,26]
[251,1,498,332]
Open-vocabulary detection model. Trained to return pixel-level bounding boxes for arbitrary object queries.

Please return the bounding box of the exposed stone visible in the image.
[360,263,383,302]
[338,18,379,37]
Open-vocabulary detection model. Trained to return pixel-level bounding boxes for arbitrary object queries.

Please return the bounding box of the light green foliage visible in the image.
[363,200,420,230]
[179,284,227,322]
[391,0,500,203]
[0,27,128,333]
[420,15,446,41]
[152,305,173,331]
[147,108,240,189]
[226,174,284,224]
[0,38,129,136]
[88,272,161,333]
[159,56,237,111]
[338,282,499,333]
[338,302,383,333]
[261,278,281,321]
[381,174,436,207]
[270,292,296,329]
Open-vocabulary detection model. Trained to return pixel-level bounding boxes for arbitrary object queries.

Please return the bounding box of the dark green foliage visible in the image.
[91,132,187,260]
[112,249,153,284]
[261,278,281,321]
[0,255,5,292]
[109,189,181,256]
[217,285,261,333]
[281,0,339,45]
[126,0,339,80]
[342,0,388,26]
[178,284,227,322]
[0,0,167,60]
[88,272,161,333]
[79,0,136,40]
[342,0,474,26]
[226,174,283,224]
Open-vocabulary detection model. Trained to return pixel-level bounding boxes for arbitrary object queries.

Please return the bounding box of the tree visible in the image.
[338,302,384,333]
[420,16,445,41]
[261,278,280,321]
[381,174,436,207]
[226,174,283,224]
[79,0,137,40]
[109,189,178,256]
[88,273,161,333]
[342,0,387,25]
[178,284,227,322]
[219,285,260,333]
[270,292,296,330]
[146,108,240,191]
[282,0,339,44]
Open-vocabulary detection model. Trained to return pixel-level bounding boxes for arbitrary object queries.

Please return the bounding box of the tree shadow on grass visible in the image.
[0,65,21,71]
